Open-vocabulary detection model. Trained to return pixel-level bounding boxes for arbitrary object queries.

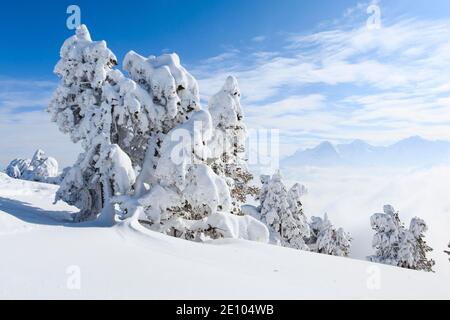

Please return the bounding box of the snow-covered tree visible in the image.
[258,172,349,255]
[5,150,58,183]
[48,25,268,242]
[6,158,31,179]
[116,51,236,238]
[22,150,59,182]
[402,218,435,271]
[259,172,310,250]
[368,205,402,265]
[49,25,120,223]
[48,25,199,224]
[288,183,309,231]
[368,205,434,272]
[307,214,351,257]
[208,76,259,214]
[258,174,271,207]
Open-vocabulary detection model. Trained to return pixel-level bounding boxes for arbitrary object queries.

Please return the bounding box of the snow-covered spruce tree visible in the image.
[307,214,351,257]
[368,205,435,271]
[368,205,402,265]
[5,150,58,183]
[49,25,268,242]
[259,175,350,256]
[258,174,271,207]
[207,76,259,214]
[288,183,310,235]
[259,172,310,250]
[401,218,435,271]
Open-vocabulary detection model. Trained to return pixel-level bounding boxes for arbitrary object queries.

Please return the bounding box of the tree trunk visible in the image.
[97,178,116,226]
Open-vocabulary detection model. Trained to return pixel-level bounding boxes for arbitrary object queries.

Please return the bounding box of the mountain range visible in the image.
[282,136,450,168]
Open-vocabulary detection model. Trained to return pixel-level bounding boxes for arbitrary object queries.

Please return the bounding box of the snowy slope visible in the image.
[0,173,449,299]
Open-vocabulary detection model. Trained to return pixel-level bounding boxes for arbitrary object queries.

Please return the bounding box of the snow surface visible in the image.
[0,172,449,299]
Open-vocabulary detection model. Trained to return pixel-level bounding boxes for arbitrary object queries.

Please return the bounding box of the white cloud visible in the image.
[247,94,326,117]
[251,35,266,43]
[0,110,81,169]
[191,9,450,153]
[0,79,80,169]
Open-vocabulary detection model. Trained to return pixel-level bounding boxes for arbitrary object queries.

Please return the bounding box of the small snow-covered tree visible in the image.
[368,205,434,271]
[22,150,59,182]
[259,172,309,250]
[6,158,31,179]
[258,174,271,207]
[307,214,351,257]
[5,150,58,183]
[368,205,402,265]
[259,172,288,235]
[208,76,258,214]
[288,183,310,237]
[401,218,435,271]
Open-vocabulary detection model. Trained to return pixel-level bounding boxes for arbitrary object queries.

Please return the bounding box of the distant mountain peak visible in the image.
[316,141,335,150]
[399,136,426,143]
[282,136,450,168]
[349,139,368,146]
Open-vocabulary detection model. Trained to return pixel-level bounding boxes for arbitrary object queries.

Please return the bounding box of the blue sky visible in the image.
[1,0,450,167]
[0,0,372,77]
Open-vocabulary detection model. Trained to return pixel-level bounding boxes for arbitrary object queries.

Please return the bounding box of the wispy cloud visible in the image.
[251,35,266,43]
[0,79,80,168]
[192,3,450,155]
[0,79,55,113]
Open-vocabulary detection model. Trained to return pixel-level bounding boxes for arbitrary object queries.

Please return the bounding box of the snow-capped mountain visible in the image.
[282,136,450,168]
[283,141,343,167]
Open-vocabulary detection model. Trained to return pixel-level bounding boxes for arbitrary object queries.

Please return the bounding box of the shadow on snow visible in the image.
[0,196,100,228]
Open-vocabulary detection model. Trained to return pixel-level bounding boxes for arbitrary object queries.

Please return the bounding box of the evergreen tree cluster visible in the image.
[368,205,435,272]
